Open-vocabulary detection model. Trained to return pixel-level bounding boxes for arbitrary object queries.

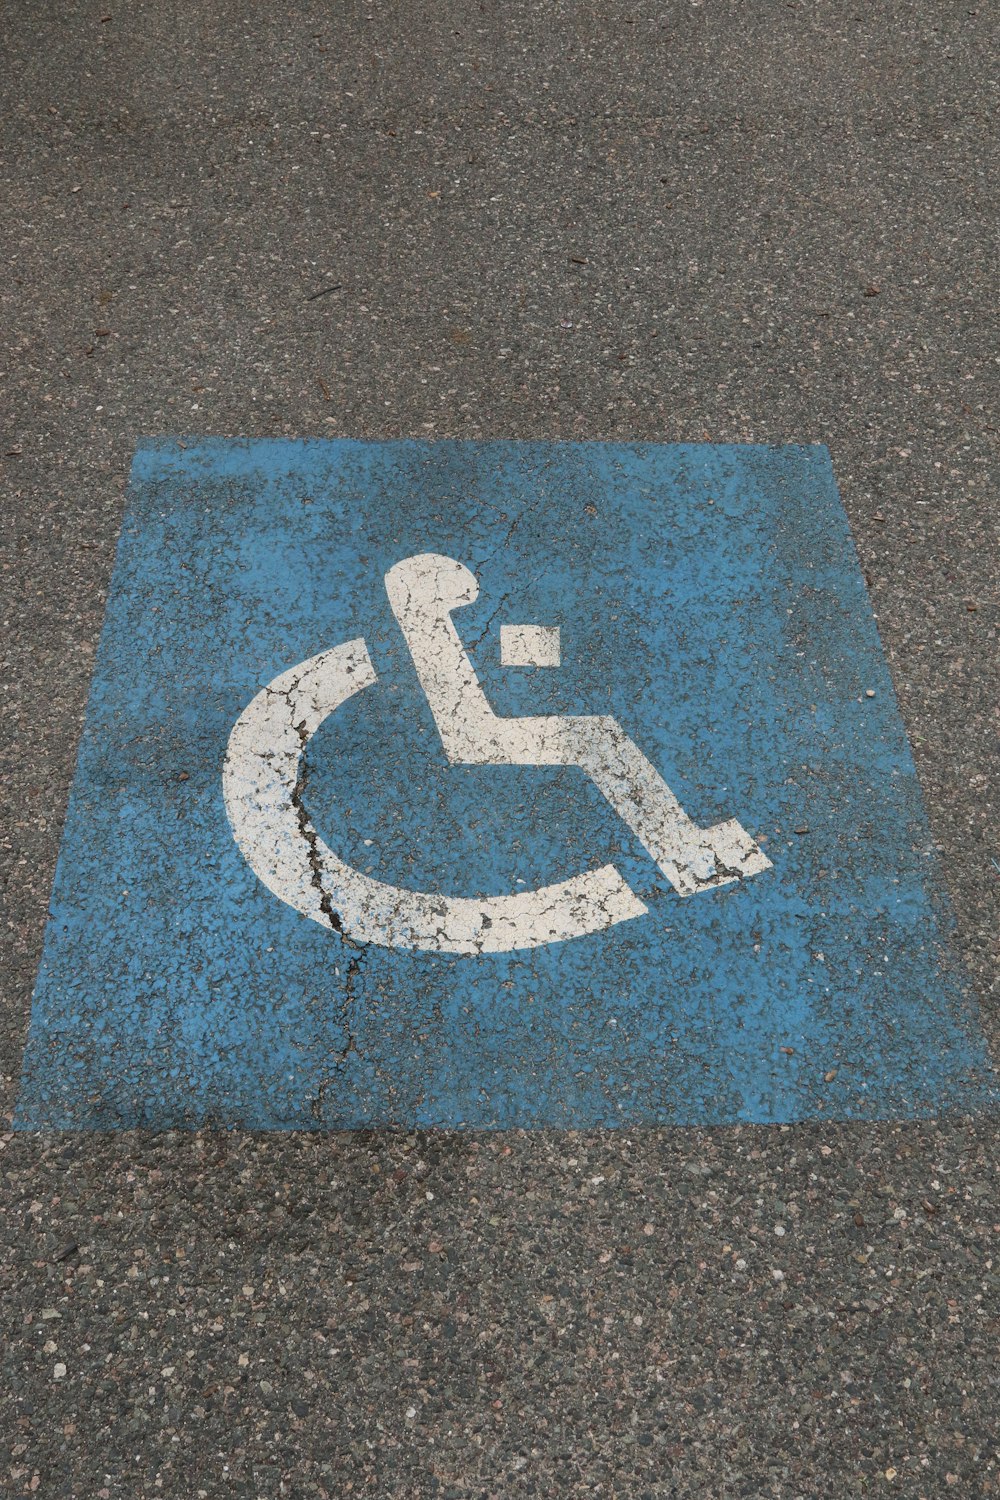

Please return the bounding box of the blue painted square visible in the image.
[16,439,995,1128]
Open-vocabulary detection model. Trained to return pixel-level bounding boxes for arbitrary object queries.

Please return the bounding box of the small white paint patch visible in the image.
[500,623,561,668]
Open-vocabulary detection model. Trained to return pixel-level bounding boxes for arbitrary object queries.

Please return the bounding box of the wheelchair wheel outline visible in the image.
[222,639,648,954]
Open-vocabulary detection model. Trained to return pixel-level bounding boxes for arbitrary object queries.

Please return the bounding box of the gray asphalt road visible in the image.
[2,3,998,1496]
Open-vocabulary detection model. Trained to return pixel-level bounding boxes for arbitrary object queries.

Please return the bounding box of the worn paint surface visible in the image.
[15,439,996,1128]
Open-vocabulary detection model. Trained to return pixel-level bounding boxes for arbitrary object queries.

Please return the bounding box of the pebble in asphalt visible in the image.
[1,2,998,1496]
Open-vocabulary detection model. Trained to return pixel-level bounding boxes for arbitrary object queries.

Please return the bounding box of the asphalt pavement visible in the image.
[1,3,998,1496]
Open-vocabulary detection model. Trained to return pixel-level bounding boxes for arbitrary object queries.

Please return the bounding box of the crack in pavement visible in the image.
[289,715,345,935]
[310,952,366,1122]
[285,712,370,1115]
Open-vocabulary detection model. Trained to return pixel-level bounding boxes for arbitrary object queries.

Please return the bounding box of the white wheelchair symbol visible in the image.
[222,553,771,953]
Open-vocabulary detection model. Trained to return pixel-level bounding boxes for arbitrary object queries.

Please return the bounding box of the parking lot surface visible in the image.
[2,4,998,1496]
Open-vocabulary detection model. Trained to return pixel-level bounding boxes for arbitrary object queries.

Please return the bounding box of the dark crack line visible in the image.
[466,588,512,652]
[311,953,367,1122]
[288,722,371,1122]
[289,716,346,934]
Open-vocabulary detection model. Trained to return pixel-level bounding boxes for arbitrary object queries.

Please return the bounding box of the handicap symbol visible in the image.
[222,553,771,953]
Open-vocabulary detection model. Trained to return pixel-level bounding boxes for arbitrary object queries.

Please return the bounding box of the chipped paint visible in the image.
[499,623,561,668]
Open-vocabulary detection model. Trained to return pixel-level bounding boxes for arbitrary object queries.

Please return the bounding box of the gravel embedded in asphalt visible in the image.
[1,2,997,1495]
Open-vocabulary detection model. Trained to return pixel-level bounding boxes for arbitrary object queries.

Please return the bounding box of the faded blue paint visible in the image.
[15,439,996,1129]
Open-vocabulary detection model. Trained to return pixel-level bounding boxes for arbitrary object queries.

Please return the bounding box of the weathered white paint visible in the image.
[223,552,770,953]
[384,554,771,897]
[222,641,646,953]
[500,623,561,668]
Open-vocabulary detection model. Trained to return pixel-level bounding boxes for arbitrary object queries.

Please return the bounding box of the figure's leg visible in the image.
[519,715,772,896]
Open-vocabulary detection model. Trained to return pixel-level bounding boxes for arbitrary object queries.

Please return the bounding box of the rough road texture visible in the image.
[1,2,997,1496]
